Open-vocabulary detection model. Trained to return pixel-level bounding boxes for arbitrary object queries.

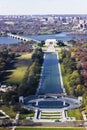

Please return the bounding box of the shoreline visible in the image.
[56,51,66,94]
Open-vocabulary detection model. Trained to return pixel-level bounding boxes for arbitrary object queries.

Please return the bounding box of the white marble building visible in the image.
[45,39,57,46]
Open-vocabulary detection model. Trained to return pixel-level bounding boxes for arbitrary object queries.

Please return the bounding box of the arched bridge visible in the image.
[7,33,40,43]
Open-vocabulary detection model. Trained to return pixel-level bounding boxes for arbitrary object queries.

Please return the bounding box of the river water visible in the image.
[26,32,87,41]
[0,36,21,44]
[0,32,87,44]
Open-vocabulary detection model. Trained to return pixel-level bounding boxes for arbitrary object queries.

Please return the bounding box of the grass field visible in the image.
[0,128,10,130]
[67,109,83,120]
[5,52,32,85]
[58,51,68,90]
[6,67,27,84]
[19,111,35,120]
[18,52,32,60]
[15,127,85,130]
[0,105,16,118]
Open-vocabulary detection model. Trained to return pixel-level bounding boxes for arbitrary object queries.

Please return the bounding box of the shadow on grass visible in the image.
[0,58,31,85]
[5,60,16,70]
[0,60,16,84]
[0,71,13,84]
[15,59,31,67]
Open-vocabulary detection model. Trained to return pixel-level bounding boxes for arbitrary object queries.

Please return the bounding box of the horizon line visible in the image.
[0,14,87,16]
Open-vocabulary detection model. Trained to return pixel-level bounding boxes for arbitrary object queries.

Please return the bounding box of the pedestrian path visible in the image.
[82,111,87,130]
[0,110,9,118]
[33,109,68,122]
[11,113,19,130]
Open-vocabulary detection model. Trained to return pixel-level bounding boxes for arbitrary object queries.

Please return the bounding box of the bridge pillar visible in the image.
[36,101,38,106]
[63,100,66,106]
[19,96,24,103]
[62,96,63,98]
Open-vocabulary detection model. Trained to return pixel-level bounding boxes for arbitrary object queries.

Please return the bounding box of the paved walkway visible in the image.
[56,51,66,93]
[46,44,55,52]
[12,126,16,130]
[0,109,20,130]
[11,113,20,130]
[0,110,9,118]
[33,108,68,122]
[82,111,87,130]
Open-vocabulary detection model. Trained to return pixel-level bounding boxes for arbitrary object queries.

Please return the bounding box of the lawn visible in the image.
[0,128,10,130]
[18,52,32,60]
[15,127,85,130]
[41,112,60,114]
[6,67,27,84]
[58,51,68,91]
[5,52,32,85]
[0,105,16,118]
[19,111,35,120]
[67,109,83,120]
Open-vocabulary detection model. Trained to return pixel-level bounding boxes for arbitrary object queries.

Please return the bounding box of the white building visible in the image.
[45,39,57,46]
[19,96,24,103]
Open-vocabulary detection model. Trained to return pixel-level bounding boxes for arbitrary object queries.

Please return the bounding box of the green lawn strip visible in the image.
[19,112,35,120]
[58,51,69,93]
[41,112,61,114]
[41,117,61,120]
[6,67,27,84]
[5,52,32,85]
[67,109,83,120]
[41,117,61,119]
[41,115,61,119]
[41,115,61,117]
[0,105,16,118]
[41,114,61,116]
[17,52,32,60]
[0,128,10,130]
[15,127,85,130]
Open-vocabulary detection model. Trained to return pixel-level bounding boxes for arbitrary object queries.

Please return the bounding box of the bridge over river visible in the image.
[7,33,40,43]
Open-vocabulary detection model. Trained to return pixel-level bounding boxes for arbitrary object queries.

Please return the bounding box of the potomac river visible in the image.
[1,32,87,44]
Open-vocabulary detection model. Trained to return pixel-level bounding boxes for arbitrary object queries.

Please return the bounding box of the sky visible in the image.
[0,0,87,15]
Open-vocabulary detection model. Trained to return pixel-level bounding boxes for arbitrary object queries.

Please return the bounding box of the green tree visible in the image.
[69,70,80,86]
[75,84,85,96]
